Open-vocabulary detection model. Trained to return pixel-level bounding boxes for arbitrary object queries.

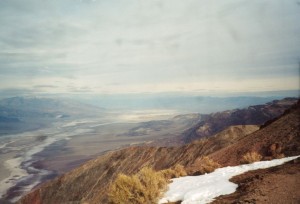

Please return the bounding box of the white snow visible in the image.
[159,155,300,204]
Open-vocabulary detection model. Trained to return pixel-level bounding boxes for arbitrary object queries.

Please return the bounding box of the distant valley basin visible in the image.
[0,96,297,203]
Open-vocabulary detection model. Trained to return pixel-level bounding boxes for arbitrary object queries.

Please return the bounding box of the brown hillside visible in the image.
[18,102,299,204]
[213,158,300,204]
[210,101,300,166]
[17,126,258,204]
[183,98,297,142]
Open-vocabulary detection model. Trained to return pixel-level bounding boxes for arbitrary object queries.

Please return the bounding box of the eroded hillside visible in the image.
[18,100,300,204]
[182,98,297,142]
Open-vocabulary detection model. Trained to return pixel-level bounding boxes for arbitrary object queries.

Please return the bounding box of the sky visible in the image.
[0,0,300,96]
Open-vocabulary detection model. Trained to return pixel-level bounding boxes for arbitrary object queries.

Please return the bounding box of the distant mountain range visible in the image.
[17,99,300,204]
[0,97,105,135]
[113,98,298,146]
[0,96,105,116]
[181,97,298,143]
[1,96,296,137]
[79,94,294,113]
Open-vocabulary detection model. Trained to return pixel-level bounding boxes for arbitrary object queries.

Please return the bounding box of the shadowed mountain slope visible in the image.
[182,97,297,143]
[210,101,300,166]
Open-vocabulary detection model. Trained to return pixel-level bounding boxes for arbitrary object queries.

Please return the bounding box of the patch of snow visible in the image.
[159,155,299,204]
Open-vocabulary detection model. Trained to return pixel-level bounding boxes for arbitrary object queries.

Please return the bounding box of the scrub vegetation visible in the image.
[108,165,187,204]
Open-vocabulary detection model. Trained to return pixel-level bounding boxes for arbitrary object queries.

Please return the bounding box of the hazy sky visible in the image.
[0,0,299,95]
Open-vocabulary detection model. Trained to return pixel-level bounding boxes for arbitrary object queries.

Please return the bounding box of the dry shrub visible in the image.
[196,156,221,174]
[241,151,262,164]
[108,167,168,204]
[137,167,168,201]
[268,143,285,159]
[172,164,187,177]
[160,168,175,180]
[161,164,187,180]
[108,174,145,204]
[187,156,221,175]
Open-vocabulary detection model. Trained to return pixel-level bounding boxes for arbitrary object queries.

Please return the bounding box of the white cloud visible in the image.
[0,0,299,94]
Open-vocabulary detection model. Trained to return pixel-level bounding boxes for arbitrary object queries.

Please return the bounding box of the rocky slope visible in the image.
[210,100,300,166]
[182,97,297,143]
[18,100,299,204]
[212,158,300,204]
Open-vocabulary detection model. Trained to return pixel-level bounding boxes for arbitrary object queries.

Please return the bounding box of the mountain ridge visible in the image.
[17,100,300,204]
[0,96,107,135]
[181,97,297,143]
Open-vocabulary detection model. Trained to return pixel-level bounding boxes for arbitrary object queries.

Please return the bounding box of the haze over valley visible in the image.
[0,0,299,203]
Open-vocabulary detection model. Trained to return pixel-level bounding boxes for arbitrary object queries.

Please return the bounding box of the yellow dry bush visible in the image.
[241,151,262,164]
[108,167,169,204]
[160,168,176,180]
[108,174,146,204]
[137,167,168,201]
[161,164,187,180]
[172,164,187,177]
[197,156,221,174]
